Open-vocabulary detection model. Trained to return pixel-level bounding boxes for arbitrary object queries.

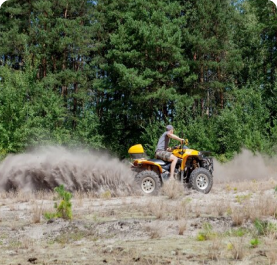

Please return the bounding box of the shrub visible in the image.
[250,238,260,248]
[44,185,73,220]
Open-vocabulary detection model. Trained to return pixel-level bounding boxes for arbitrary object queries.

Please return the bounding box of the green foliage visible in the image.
[216,109,243,157]
[0,64,70,152]
[0,149,7,161]
[226,228,249,237]
[0,0,277,159]
[73,110,104,150]
[196,232,207,242]
[44,185,73,220]
[235,193,252,204]
[182,116,218,154]
[250,238,260,248]
[196,223,217,241]
[54,185,73,220]
[254,219,277,236]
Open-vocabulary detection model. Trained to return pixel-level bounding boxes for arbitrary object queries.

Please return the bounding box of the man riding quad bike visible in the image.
[128,140,214,195]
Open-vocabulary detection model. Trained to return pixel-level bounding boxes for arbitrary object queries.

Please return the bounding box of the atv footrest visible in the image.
[148,159,169,166]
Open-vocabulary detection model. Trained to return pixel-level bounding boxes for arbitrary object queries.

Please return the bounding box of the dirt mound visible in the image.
[0,146,135,195]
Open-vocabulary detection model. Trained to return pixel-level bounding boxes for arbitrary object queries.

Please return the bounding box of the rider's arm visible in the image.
[167,132,184,142]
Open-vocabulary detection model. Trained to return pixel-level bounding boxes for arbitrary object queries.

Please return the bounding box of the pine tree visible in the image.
[92,0,190,156]
[247,0,277,118]
[0,0,103,149]
[183,0,243,117]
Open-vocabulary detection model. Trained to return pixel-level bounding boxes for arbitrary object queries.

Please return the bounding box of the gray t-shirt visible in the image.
[155,131,170,152]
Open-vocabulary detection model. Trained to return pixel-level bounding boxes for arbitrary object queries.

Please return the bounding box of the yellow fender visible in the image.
[133,159,163,173]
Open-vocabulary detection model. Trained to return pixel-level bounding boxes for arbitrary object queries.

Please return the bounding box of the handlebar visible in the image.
[170,139,189,151]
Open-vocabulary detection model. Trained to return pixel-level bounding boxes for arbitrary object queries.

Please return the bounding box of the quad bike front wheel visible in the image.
[135,170,161,195]
[189,168,213,194]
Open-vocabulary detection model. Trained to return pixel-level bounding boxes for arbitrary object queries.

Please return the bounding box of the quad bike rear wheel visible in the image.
[189,167,213,194]
[135,170,161,195]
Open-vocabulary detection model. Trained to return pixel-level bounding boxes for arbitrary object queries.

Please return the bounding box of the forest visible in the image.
[0,0,276,160]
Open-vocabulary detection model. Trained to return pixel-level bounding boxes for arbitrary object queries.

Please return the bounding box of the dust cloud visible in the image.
[213,149,277,183]
[0,146,135,195]
[1,147,276,193]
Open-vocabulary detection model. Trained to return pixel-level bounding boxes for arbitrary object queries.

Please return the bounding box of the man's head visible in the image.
[166,125,174,132]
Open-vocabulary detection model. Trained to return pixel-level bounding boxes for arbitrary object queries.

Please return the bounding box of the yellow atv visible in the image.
[128,141,213,195]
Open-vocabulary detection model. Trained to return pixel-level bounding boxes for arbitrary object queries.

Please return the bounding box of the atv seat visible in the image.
[148,159,170,166]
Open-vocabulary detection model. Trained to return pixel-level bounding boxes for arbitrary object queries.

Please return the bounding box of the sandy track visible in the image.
[1,147,277,264]
[1,179,277,265]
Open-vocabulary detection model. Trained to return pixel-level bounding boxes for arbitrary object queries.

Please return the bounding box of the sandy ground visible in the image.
[1,148,277,264]
[1,179,277,265]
